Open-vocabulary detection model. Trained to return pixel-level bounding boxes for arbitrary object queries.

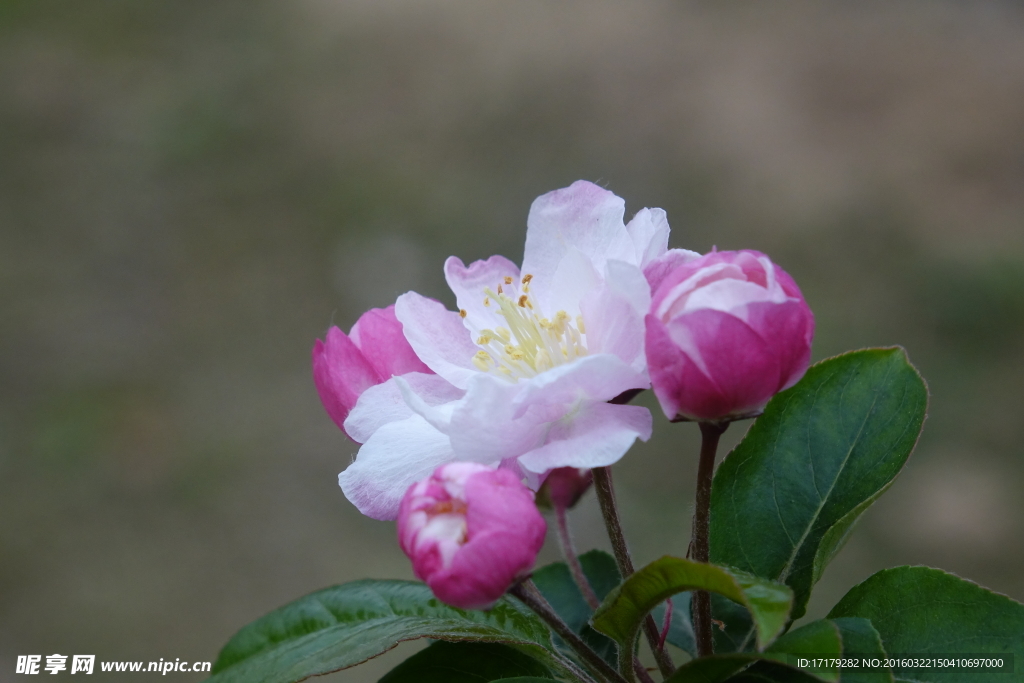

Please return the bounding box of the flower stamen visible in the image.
[466,281,588,381]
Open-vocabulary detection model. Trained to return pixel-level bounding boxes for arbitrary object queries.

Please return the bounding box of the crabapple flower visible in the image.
[340,181,685,520]
[535,467,593,510]
[312,304,432,440]
[645,249,815,422]
[398,462,546,610]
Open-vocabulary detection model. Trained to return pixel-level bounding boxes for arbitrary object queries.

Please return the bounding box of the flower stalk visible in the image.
[593,467,676,680]
[554,504,602,610]
[510,580,627,683]
[691,421,728,657]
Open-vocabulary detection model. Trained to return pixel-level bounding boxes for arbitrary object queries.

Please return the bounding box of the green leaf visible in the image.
[767,620,843,681]
[723,662,825,683]
[377,641,555,682]
[712,594,755,654]
[207,580,572,683]
[579,549,624,600]
[531,549,621,665]
[685,619,890,683]
[532,549,620,632]
[591,556,793,656]
[666,654,767,683]
[828,566,1024,682]
[831,618,892,683]
[710,348,928,621]
[663,619,843,683]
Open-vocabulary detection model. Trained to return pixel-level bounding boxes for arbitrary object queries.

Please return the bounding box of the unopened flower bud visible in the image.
[535,467,593,510]
[397,463,546,610]
[645,250,814,422]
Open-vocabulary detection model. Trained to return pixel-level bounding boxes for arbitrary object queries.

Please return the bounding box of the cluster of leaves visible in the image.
[205,349,1024,683]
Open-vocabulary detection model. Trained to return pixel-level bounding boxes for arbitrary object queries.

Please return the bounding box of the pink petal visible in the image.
[429,469,546,609]
[647,315,704,421]
[349,305,431,380]
[643,248,701,295]
[312,327,382,435]
[745,298,815,392]
[653,309,787,420]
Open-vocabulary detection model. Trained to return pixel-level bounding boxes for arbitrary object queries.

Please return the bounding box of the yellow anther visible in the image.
[459,309,467,318]
[483,297,490,306]
[472,350,492,371]
[504,344,517,356]
[497,284,503,295]
[539,318,553,328]
[576,315,586,334]
[522,274,533,284]
[477,335,492,345]
[504,276,514,285]
[555,310,569,322]
[518,295,528,308]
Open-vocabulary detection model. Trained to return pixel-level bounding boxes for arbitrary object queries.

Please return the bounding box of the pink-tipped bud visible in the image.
[397,463,547,610]
[645,250,814,422]
[535,467,593,510]
[312,304,431,440]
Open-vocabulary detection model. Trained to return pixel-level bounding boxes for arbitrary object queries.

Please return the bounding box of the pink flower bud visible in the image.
[645,250,814,422]
[312,304,431,439]
[535,467,593,510]
[397,463,547,610]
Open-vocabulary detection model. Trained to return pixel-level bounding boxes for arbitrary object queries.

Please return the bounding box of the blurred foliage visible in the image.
[2,1,1023,681]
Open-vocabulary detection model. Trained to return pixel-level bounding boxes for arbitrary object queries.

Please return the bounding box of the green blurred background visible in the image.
[2,1,1023,681]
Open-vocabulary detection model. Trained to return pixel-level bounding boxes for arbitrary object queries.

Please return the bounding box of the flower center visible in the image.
[426,499,468,516]
[468,274,588,381]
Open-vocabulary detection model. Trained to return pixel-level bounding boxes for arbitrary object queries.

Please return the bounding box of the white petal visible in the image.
[580,287,648,376]
[395,291,479,389]
[447,374,551,463]
[603,259,651,315]
[521,181,633,299]
[395,374,461,433]
[654,262,743,319]
[625,207,670,269]
[517,402,653,473]
[344,373,465,444]
[338,414,456,521]
[678,277,784,320]
[444,255,521,333]
[536,246,601,318]
[513,353,647,414]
